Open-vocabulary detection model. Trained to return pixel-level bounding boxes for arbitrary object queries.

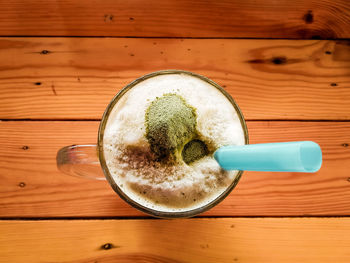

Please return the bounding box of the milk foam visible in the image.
[103,73,245,213]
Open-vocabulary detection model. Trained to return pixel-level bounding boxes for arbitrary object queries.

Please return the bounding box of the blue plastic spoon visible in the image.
[214,141,322,172]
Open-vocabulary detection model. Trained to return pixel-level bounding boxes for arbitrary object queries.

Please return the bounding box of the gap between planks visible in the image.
[0,36,349,40]
[2,119,350,122]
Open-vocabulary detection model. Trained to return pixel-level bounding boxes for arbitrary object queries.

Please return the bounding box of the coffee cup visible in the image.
[57,70,321,218]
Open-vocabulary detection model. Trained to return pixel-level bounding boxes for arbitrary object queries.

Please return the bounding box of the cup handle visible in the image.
[56,144,106,180]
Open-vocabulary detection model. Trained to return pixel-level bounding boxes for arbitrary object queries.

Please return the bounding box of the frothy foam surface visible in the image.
[103,73,245,213]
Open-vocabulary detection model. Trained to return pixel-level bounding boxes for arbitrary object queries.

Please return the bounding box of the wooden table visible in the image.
[1,1,350,262]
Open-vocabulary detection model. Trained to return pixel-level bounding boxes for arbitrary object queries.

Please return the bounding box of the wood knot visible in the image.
[200,244,209,249]
[34,82,41,85]
[40,50,50,55]
[342,143,349,147]
[330,83,338,87]
[101,243,113,250]
[22,146,29,150]
[347,177,350,182]
[325,51,332,55]
[271,56,287,65]
[303,10,314,24]
[18,182,26,188]
[104,14,114,22]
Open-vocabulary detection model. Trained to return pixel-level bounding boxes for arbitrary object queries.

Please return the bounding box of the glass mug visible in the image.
[57,70,249,218]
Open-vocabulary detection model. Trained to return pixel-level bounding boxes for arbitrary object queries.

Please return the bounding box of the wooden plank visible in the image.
[0,0,349,38]
[0,121,349,217]
[0,218,349,262]
[1,38,350,120]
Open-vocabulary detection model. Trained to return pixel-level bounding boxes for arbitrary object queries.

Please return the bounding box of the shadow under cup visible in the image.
[98,70,249,218]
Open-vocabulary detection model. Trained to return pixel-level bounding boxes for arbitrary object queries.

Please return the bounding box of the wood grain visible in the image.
[0,121,349,217]
[0,0,349,38]
[1,38,350,120]
[0,218,349,262]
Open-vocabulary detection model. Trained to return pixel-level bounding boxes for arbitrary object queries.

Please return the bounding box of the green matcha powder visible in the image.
[145,94,209,164]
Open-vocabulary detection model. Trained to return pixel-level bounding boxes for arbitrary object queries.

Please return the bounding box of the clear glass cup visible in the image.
[57,70,249,218]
